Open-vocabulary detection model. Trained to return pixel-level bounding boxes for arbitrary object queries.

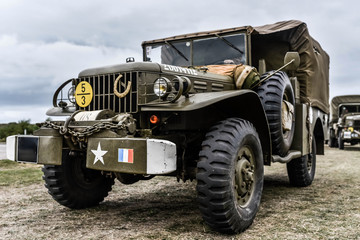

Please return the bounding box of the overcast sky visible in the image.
[0,0,359,123]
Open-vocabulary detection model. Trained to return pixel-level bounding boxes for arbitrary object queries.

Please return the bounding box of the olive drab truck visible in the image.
[7,20,329,234]
[328,95,360,149]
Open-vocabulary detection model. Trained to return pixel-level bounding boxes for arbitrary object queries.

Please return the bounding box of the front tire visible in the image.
[287,137,316,187]
[196,118,264,233]
[42,150,114,209]
[338,131,344,150]
[328,129,337,148]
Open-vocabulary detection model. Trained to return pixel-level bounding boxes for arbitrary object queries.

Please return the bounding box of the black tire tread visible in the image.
[256,71,295,156]
[196,118,263,233]
[338,131,344,150]
[287,137,316,187]
[328,137,337,148]
[42,152,114,209]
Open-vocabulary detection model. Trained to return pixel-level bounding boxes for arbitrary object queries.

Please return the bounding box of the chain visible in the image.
[42,121,125,140]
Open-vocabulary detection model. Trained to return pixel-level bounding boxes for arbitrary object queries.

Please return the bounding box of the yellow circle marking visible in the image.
[75,81,93,107]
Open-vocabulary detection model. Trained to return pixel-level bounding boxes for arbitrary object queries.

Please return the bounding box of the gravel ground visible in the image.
[1,145,360,239]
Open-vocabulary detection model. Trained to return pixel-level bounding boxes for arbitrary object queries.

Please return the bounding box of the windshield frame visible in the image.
[338,103,360,117]
[142,31,249,67]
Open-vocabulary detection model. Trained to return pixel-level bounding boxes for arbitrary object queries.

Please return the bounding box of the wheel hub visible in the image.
[235,148,255,206]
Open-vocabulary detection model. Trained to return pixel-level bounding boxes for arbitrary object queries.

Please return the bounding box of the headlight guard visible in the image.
[152,75,192,103]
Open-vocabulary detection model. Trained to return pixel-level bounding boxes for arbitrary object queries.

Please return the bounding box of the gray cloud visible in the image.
[0,0,359,122]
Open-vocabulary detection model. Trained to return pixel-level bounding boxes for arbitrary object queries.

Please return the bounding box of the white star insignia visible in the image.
[91,142,107,165]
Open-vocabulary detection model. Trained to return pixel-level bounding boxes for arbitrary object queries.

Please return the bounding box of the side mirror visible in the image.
[284,52,300,71]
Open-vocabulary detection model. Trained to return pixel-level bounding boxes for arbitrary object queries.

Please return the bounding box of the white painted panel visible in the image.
[146,139,176,174]
[6,136,17,161]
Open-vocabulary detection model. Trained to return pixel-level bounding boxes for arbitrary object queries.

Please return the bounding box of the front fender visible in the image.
[141,90,255,112]
[141,90,272,165]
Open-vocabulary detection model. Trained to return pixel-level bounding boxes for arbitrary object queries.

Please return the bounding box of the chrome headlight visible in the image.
[68,86,76,104]
[153,75,193,103]
[153,77,171,98]
[347,120,354,127]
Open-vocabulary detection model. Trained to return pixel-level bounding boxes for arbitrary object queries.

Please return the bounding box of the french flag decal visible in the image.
[118,148,134,163]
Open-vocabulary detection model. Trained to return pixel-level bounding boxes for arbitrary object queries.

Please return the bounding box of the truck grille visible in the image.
[353,120,360,128]
[76,72,138,113]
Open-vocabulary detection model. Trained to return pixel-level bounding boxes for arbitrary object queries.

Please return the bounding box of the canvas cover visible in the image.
[251,20,330,113]
[143,20,330,113]
[329,95,360,123]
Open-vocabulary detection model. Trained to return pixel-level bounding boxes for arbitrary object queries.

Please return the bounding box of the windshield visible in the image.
[144,33,246,66]
[339,105,360,117]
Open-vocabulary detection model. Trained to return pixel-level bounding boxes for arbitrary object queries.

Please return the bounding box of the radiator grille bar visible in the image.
[76,72,138,113]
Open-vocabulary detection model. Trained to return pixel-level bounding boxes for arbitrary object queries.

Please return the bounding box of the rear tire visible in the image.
[287,137,316,187]
[196,118,264,233]
[328,137,337,148]
[42,150,114,209]
[256,71,295,156]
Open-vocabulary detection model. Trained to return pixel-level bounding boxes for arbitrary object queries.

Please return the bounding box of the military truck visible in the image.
[7,20,329,234]
[329,95,360,149]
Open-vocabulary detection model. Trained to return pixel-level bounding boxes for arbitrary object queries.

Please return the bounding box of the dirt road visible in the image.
[1,145,359,239]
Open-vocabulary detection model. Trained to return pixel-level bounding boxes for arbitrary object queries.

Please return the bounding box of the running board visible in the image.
[272,150,302,163]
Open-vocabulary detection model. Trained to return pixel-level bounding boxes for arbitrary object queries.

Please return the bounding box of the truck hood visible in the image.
[78,62,162,77]
[343,114,360,121]
[78,62,232,82]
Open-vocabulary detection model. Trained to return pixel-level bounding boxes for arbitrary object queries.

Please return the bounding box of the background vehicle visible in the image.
[7,20,329,234]
[329,95,360,149]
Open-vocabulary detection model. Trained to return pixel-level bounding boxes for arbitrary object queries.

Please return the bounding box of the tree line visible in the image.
[0,120,39,141]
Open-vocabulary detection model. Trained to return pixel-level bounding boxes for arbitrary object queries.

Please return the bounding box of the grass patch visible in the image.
[0,159,19,168]
[0,160,43,186]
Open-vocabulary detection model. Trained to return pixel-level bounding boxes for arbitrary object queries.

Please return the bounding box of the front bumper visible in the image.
[6,135,62,165]
[86,137,176,174]
[342,130,360,141]
[6,135,177,175]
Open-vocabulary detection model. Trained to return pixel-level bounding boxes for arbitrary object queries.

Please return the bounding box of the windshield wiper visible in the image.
[165,40,189,62]
[214,34,244,55]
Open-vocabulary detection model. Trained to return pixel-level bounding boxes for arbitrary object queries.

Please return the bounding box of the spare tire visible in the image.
[256,71,295,156]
